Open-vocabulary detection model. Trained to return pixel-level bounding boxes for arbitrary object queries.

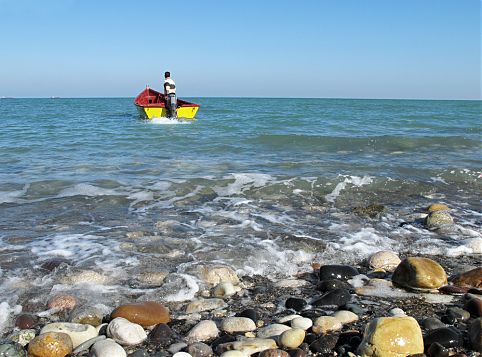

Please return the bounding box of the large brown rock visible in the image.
[28,332,73,357]
[356,316,424,357]
[452,267,482,288]
[111,301,170,327]
[392,257,447,290]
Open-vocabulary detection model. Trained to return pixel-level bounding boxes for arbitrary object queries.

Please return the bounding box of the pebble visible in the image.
[453,267,482,288]
[173,352,192,357]
[290,317,312,330]
[280,328,305,349]
[136,271,168,286]
[319,265,359,281]
[187,342,214,357]
[438,285,468,295]
[356,316,424,357]
[312,316,342,335]
[187,264,239,286]
[47,294,78,311]
[220,351,247,357]
[186,320,219,343]
[423,317,446,330]
[107,317,147,346]
[27,332,73,357]
[7,329,36,346]
[427,342,449,357]
[285,298,307,311]
[148,323,177,347]
[309,335,339,354]
[368,251,401,272]
[312,288,351,306]
[111,301,170,327]
[91,338,127,357]
[344,303,367,315]
[213,282,237,297]
[186,299,227,313]
[60,270,107,284]
[69,305,104,326]
[168,342,188,354]
[257,324,292,338]
[317,279,350,292]
[259,349,289,357]
[278,314,301,324]
[40,322,98,348]
[221,317,256,333]
[446,307,470,322]
[392,257,447,290]
[128,349,149,357]
[0,340,26,357]
[217,338,277,356]
[333,310,359,324]
[427,203,449,212]
[423,326,463,348]
[468,318,481,353]
[72,335,106,354]
[425,210,454,230]
[389,308,406,316]
[14,313,38,329]
[236,309,258,322]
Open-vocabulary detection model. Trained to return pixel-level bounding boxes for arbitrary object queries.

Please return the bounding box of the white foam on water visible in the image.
[213,173,273,196]
[0,302,22,335]
[58,183,119,197]
[430,176,448,184]
[325,175,373,203]
[149,117,192,125]
[0,184,29,204]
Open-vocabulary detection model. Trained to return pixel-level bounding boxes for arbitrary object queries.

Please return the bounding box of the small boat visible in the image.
[134,87,200,119]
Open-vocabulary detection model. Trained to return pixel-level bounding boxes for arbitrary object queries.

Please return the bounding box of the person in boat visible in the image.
[163,71,177,118]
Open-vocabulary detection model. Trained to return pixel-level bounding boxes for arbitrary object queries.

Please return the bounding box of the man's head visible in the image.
[164,71,170,78]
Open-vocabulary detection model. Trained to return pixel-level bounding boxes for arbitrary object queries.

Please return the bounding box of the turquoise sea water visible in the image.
[0,97,480,328]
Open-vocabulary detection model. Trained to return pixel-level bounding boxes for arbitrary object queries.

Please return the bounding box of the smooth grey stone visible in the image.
[423,317,446,331]
[73,335,106,354]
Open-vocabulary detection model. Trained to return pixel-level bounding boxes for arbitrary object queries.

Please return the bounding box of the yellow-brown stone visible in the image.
[392,257,447,290]
[452,267,482,288]
[28,332,73,357]
[357,316,424,357]
[111,301,170,327]
[427,203,449,212]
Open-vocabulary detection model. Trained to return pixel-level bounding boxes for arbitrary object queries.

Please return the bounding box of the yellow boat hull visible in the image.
[136,105,199,120]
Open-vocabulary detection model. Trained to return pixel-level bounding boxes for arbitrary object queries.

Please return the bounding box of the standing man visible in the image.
[163,71,177,118]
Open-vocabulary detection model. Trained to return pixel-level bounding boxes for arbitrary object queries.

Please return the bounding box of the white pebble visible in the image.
[290,317,312,330]
[278,314,302,323]
[173,353,193,357]
[107,317,147,346]
[389,308,406,316]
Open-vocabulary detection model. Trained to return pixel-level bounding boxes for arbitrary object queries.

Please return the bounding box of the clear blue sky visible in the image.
[0,0,480,99]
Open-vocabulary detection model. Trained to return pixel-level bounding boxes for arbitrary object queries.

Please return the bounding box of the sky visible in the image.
[0,0,480,99]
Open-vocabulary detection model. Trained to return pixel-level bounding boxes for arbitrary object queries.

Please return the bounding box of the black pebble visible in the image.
[148,323,177,347]
[286,348,306,357]
[286,297,307,311]
[423,326,463,348]
[312,288,351,307]
[440,314,456,325]
[319,265,359,281]
[236,308,258,322]
[309,334,339,353]
[423,317,446,331]
[128,350,149,357]
[426,342,449,357]
[212,334,237,352]
[317,279,351,292]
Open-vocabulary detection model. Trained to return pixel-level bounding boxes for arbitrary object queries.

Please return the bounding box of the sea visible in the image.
[0,97,480,332]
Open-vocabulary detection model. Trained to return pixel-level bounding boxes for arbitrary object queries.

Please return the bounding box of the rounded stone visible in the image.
[290,317,312,330]
[27,332,73,357]
[186,320,219,343]
[285,298,307,312]
[423,326,463,348]
[319,265,359,281]
[69,305,104,326]
[317,279,351,292]
[389,308,406,316]
[257,324,292,338]
[14,314,38,329]
[259,349,289,357]
[423,317,446,330]
[173,353,192,357]
[111,301,170,327]
[187,342,213,357]
[356,316,423,357]
[107,317,147,346]
[368,251,401,272]
[91,338,127,357]
[425,211,454,230]
[220,352,247,357]
[312,316,342,335]
[392,257,447,290]
[7,329,36,347]
[446,307,470,322]
[468,318,481,353]
[333,310,359,324]
[309,335,339,353]
[312,288,351,307]
[427,203,449,212]
[40,322,98,348]
[278,314,301,324]
[280,328,305,349]
[60,270,107,284]
[236,309,258,322]
[47,294,78,311]
[186,299,227,314]
[217,339,277,356]
[128,349,149,357]
[452,267,482,288]
[187,265,239,286]
[148,323,177,347]
[0,340,26,357]
[221,317,256,333]
[427,342,449,357]
[213,282,237,298]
